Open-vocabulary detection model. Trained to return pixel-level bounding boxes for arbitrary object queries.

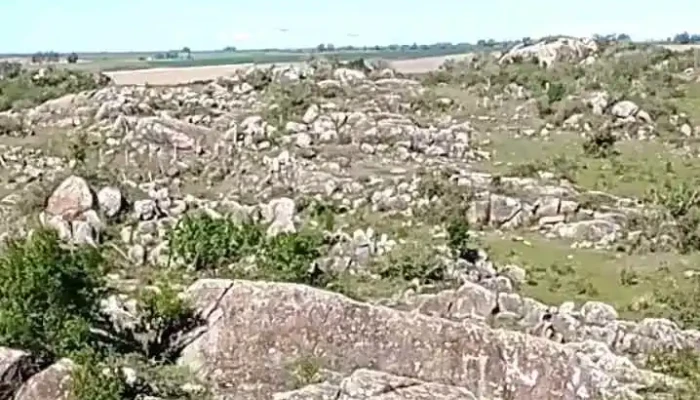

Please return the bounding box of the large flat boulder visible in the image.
[178,279,641,399]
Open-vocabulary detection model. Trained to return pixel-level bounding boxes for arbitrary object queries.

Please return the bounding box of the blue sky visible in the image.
[1,0,698,53]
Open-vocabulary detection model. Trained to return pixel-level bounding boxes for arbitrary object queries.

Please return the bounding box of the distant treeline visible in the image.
[30,51,79,64]
[18,32,700,65]
[669,32,700,44]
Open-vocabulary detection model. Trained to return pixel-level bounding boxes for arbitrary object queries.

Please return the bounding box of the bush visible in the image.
[257,230,326,286]
[262,81,318,129]
[582,129,618,158]
[169,214,328,286]
[0,229,106,363]
[71,351,129,400]
[373,242,446,284]
[643,181,700,253]
[0,66,109,112]
[0,229,206,400]
[168,214,264,269]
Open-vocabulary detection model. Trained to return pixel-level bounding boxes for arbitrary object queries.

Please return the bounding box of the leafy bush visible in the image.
[373,242,446,284]
[168,214,264,269]
[642,181,700,253]
[262,81,318,128]
[257,230,326,285]
[0,229,206,400]
[643,346,700,398]
[0,66,110,112]
[582,129,618,158]
[169,213,327,286]
[0,229,106,363]
[71,351,129,400]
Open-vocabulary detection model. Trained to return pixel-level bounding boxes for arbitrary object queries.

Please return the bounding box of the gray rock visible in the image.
[177,279,648,399]
[45,175,94,219]
[264,198,297,237]
[610,101,639,119]
[14,358,75,400]
[133,199,158,221]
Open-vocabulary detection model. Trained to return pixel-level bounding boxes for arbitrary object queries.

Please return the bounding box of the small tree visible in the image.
[67,52,79,64]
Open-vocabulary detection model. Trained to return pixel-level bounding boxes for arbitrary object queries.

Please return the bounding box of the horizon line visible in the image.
[0,36,681,57]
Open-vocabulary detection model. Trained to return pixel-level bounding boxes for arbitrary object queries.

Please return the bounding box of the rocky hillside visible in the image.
[1,40,700,399]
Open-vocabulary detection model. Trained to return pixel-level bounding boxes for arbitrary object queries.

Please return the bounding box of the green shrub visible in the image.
[643,181,700,253]
[129,285,200,361]
[0,229,206,399]
[0,66,109,112]
[70,351,128,400]
[644,348,700,398]
[0,229,106,363]
[169,214,328,286]
[168,214,265,269]
[582,129,618,158]
[262,81,318,128]
[373,242,445,284]
[546,81,566,103]
[257,230,326,286]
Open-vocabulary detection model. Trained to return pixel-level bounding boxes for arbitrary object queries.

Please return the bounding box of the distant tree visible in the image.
[223,46,237,52]
[373,45,381,51]
[674,32,691,44]
[66,52,79,64]
[476,39,486,47]
[181,46,191,53]
[317,43,326,52]
[387,44,399,51]
[326,43,335,52]
[522,37,532,45]
[30,51,59,64]
[617,33,631,41]
[409,42,418,50]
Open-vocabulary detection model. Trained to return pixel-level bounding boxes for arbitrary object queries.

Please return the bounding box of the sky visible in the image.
[1,0,698,53]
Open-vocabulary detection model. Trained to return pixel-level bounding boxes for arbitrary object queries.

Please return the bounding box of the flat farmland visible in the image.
[105,53,477,85]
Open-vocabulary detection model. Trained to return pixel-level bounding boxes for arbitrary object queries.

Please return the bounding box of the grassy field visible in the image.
[12,46,487,72]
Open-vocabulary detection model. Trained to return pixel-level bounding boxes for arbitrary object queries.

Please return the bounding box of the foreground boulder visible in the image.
[274,369,478,400]
[178,279,649,399]
[0,347,37,398]
[13,358,74,400]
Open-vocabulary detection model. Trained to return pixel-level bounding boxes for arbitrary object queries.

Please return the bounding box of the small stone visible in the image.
[133,199,158,221]
[97,186,123,218]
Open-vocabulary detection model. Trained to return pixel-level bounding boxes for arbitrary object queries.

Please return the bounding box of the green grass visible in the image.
[483,133,700,199]
[484,233,693,319]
